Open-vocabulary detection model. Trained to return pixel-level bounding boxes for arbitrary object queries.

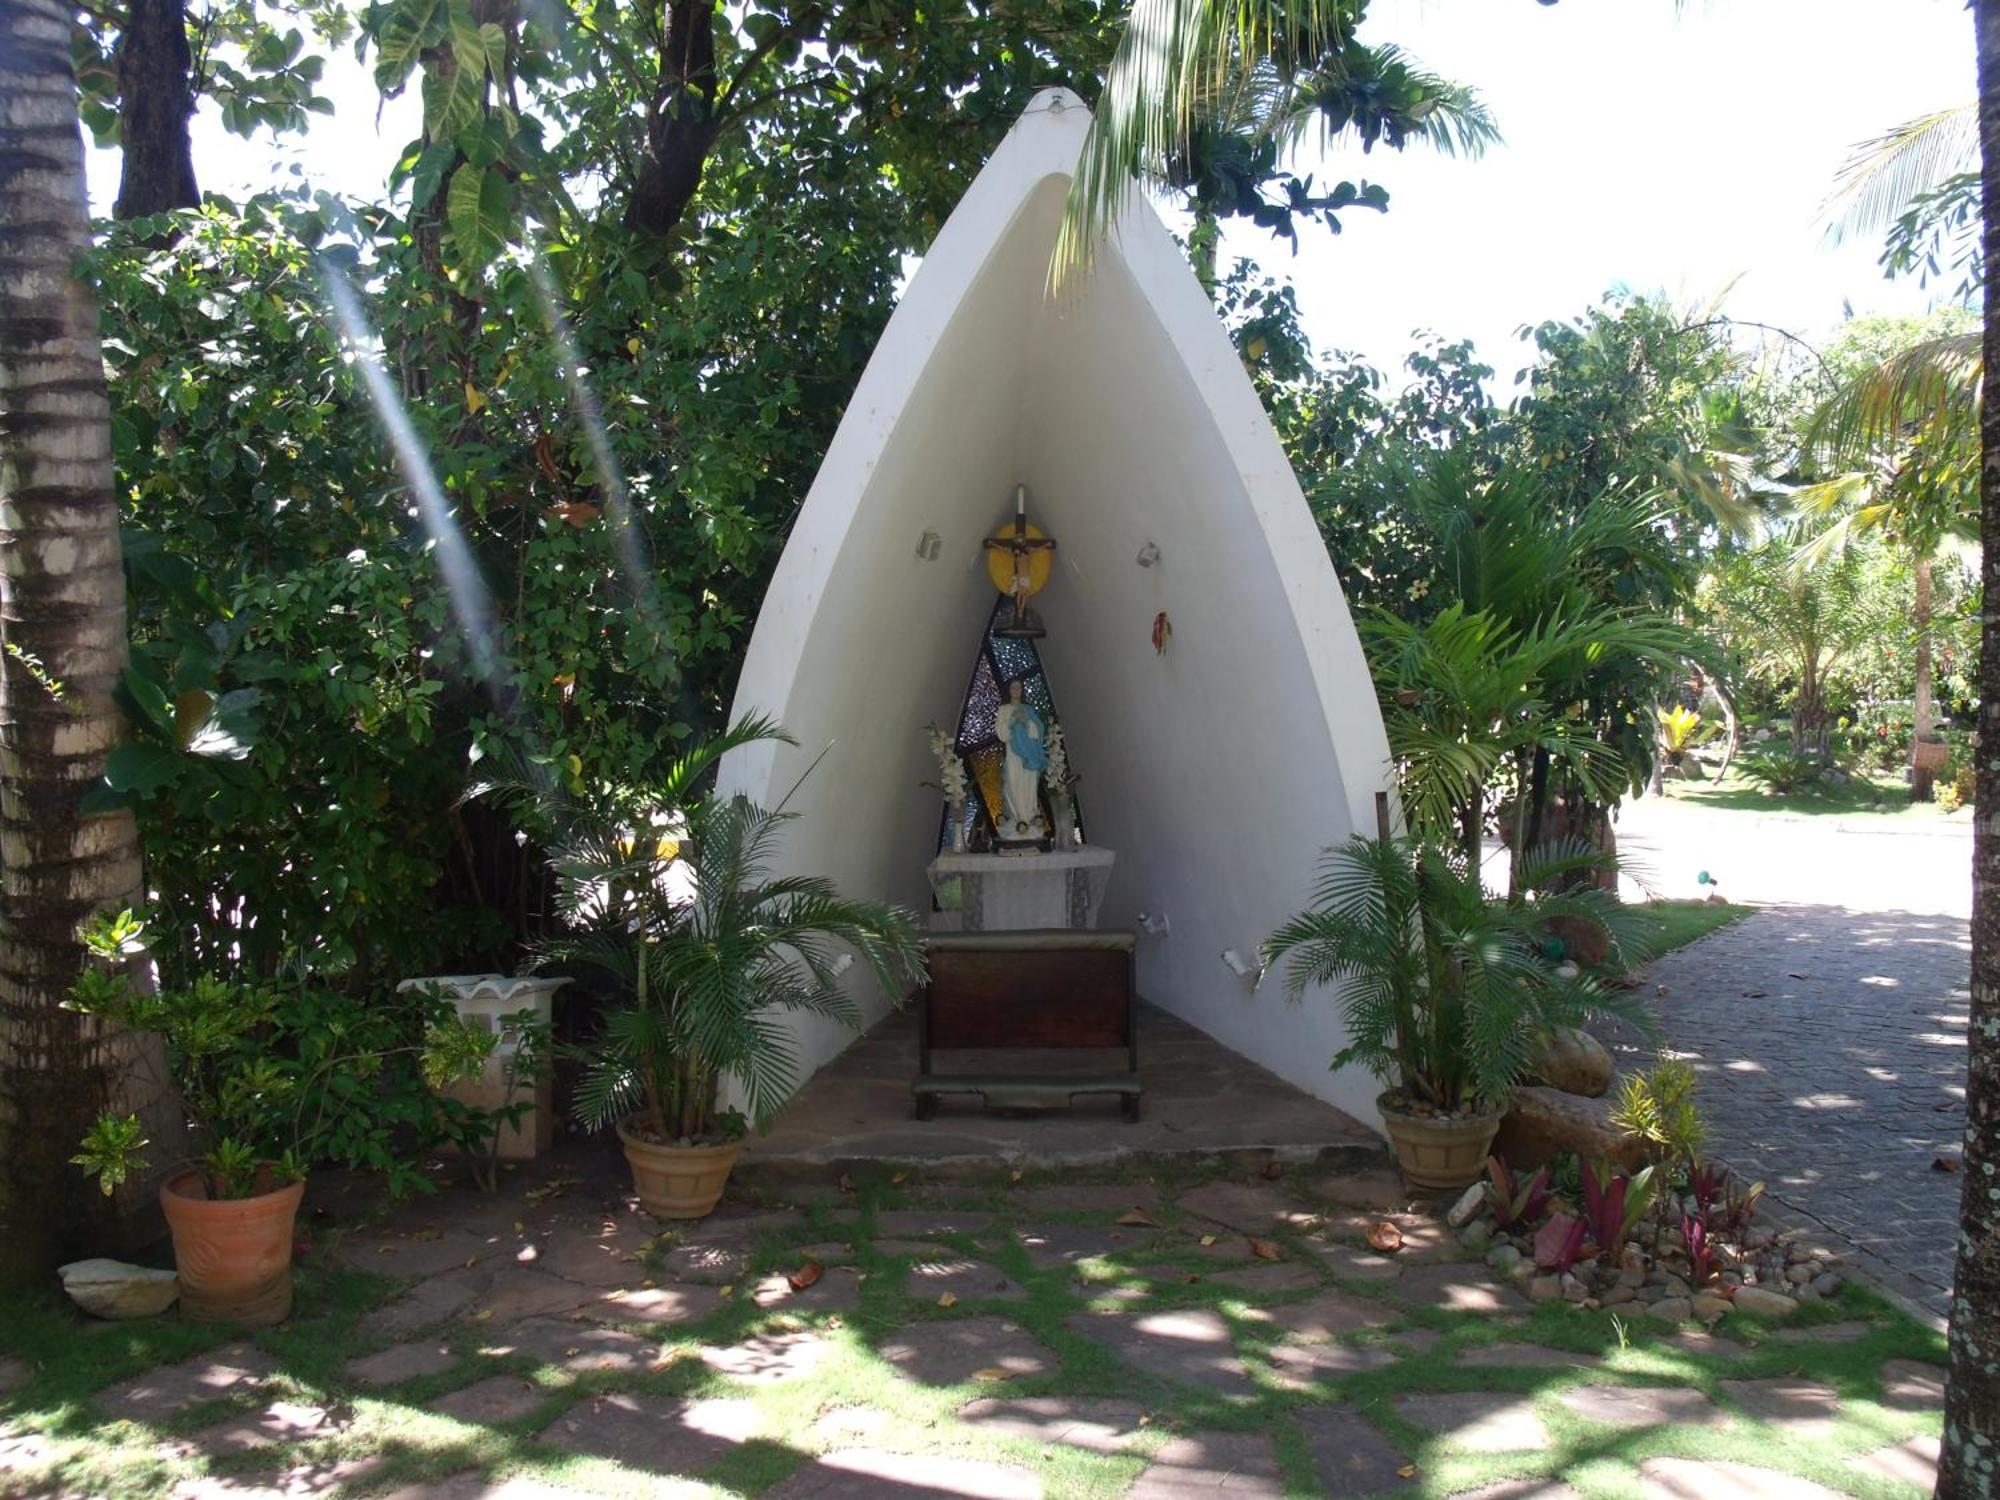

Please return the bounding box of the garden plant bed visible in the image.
[0,1148,1949,1499]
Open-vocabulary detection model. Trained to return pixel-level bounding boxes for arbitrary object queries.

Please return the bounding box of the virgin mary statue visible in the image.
[994,679,1047,841]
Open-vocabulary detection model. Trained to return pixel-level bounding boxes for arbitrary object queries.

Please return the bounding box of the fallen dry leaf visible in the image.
[891,1171,908,1184]
[1397,1465,1417,1479]
[1181,1273,1202,1285]
[410,1227,442,1241]
[1116,1209,1159,1228]
[1258,1161,1284,1181]
[971,1367,1021,1382]
[375,1245,397,1255]
[788,1259,825,1292]
[1198,1233,1218,1247]
[938,1292,958,1308]
[1248,1237,1281,1262]
[471,1309,492,1322]
[1933,1156,1961,1173]
[1366,1221,1404,1253]
[718,1284,733,1298]
[837,1173,855,1194]
[1009,1170,1025,1184]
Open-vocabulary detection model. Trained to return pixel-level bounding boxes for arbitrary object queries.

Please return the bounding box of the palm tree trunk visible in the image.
[1912,550,1938,800]
[1940,3,2000,1491]
[0,0,167,1276]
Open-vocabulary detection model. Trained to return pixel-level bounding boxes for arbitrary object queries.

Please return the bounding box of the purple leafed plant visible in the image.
[1580,1158,1658,1256]
[1682,1213,1716,1287]
[1689,1159,1730,1218]
[1717,1176,1765,1236]
[1534,1211,1590,1273]
[1482,1155,1552,1232]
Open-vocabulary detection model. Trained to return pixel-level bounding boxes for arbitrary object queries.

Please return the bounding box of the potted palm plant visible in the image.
[1263,835,1652,1188]
[493,718,924,1220]
[66,911,492,1323]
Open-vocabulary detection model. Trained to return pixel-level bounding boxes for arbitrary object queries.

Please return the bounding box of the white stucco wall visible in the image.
[721,89,1397,1129]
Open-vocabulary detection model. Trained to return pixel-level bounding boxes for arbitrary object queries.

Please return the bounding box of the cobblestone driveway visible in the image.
[1616,905,1971,1318]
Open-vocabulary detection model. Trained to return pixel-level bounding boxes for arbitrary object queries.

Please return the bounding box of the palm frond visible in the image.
[1821,104,1977,244]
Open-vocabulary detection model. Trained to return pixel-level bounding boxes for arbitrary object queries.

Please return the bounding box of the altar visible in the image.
[926,846,1116,932]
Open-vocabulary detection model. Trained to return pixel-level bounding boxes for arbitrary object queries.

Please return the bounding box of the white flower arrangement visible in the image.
[1045,720,1071,793]
[927,724,969,806]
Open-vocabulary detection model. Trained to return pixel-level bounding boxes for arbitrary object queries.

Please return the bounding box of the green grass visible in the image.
[0,1160,1949,1499]
[1662,765,1958,823]
[1636,898,1752,959]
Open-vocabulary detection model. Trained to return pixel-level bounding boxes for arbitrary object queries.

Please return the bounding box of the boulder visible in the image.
[1731,1286,1798,1319]
[1530,1028,1614,1098]
[1491,1086,1646,1174]
[59,1259,179,1320]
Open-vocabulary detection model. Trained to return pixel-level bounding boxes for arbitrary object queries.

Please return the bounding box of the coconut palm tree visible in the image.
[0,0,162,1276]
[1943,7,2000,1492]
[1054,0,1496,284]
[1797,330,1979,797]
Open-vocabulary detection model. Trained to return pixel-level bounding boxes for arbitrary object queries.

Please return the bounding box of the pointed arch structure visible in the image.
[721,89,1396,1127]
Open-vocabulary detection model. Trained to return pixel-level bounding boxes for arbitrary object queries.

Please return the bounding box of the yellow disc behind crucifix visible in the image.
[985,521,1054,598]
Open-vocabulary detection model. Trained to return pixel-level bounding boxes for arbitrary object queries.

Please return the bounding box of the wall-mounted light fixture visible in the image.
[1135,541,1161,568]
[1220,949,1265,986]
[915,530,943,562]
[1138,910,1171,937]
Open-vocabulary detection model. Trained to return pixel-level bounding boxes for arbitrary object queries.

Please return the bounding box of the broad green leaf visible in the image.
[103,743,183,796]
[446,163,512,271]
[409,141,454,209]
[449,0,489,78]
[422,59,484,142]
[479,21,507,76]
[171,688,215,750]
[373,0,443,89]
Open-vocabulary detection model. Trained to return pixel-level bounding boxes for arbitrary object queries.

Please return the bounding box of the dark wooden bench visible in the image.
[913,930,1141,1120]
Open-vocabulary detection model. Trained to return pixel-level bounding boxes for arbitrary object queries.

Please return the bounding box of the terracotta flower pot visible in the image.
[159,1169,305,1326]
[616,1118,743,1220]
[1377,1092,1503,1190]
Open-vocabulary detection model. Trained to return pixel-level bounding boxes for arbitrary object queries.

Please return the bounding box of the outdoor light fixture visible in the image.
[915,530,943,561]
[831,952,855,977]
[1135,541,1161,568]
[1220,948,1265,986]
[1138,910,1171,936]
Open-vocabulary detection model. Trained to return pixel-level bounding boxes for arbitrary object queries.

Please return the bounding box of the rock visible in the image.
[1459,1222,1493,1254]
[1785,1263,1814,1287]
[1601,1284,1637,1307]
[1529,1028,1614,1098]
[1486,1244,1522,1274]
[1545,915,1612,969]
[58,1259,178,1320]
[1732,1286,1798,1319]
[1812,1273,1841,1297]
[1447,1183,1487,1228]
[1662,1275,1691,1298]
[1492,1086,1646,1173]
[1529,1276,1562,1303]
[1560,1274,1589,1303]
[1692,1293,1732,1323]
[1647,1297,1692,1323]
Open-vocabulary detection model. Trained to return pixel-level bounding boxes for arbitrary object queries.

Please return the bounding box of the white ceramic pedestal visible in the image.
[397,975,569,1159]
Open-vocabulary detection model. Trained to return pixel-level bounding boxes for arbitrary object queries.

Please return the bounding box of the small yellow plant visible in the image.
[1657,705,1716,770]
[1611,1056,1707,1166]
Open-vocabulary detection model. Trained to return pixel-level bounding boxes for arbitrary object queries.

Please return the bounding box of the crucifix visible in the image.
[982,485,1057,639]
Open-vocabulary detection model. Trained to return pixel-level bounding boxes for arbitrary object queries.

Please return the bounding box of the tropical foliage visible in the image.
[1262,835,1653,1114]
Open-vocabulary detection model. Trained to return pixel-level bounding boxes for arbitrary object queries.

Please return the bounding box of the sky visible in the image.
[83,0,1973,385]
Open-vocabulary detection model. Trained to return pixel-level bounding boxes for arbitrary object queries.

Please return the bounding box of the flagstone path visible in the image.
[0,1152,1950,1499]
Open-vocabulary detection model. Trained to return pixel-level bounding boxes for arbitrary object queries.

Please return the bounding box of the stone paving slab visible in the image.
[1206,1260,1320,1295]
[1265,1340,1398,1389]
[1602,898,1970,1317]
[1560,1384,1729,1428]
[1447,1483,1583,1500]
[1066,1308,1253,1395]
[1718,1377,1842,1438]
[1015,1224,1159,1269]
[343,1340,456,1388]
[531,1224,649,1286]
[881,1317,1055,1387]
[335,1227,504,1278]
[539,1392,759,1474]
[956,1396,1150,1452]
[767,1448,1041,1499]
[699,1330,832,1384]
[1128,1430,1283,1498]
[903,1256,1028,1303]
[1850,1434,1940,1490]
[1307,1241,1403,1282]
[1394,1264,1527,1313]
[1880,1357,1947,1409]
[434,1375,547,1426]
[359,1269,490,1339]
[97,1343,280,1422]
[467,1268,592,1325]
[1395,1392,1550,1452]
[751,1265,864,1312]
[875,1208,995,1236]
[586,1284,709,1327]
[480,1318,656,1373]
[1175,1181,1312,1235]
[1248,1287,1399,1340]
[1008,1183,1163,1214]
[1638,1457,1843,1498]
[168,1401,338,1458]
[1292,1405,1413,1496]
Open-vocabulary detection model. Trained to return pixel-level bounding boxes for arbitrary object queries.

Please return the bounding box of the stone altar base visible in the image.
[927,847,1115,931]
